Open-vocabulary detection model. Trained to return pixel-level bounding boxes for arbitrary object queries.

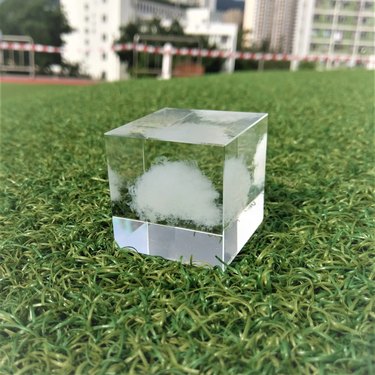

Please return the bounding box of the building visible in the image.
[167,0,217,11]
[61,0,237,80]
[162,0,216,12]
[165,0,200,5]
[60,0,190,80]
[242,0,255,47]
[60,0,133,81]
[292,0,375,69]
[184,8,238,72]
[134,0,185,25]
[242,0,297,53]
[270,0,298,53]
[222,8,243,25]
[243,0,375,69]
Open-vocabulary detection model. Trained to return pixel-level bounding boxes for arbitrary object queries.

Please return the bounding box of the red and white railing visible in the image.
[113,42,373,63]
[1,41,373,64]
[0,41,62,53]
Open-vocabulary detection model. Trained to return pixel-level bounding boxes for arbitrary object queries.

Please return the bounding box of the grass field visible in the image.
[1,70,374,374]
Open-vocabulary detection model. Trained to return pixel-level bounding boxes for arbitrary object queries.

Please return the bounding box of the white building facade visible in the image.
[292,0,375,69]
[242,0,256,47]
[242,0,297,53]
[243,0,375,69]
[60,0,134,81]
[61,0,236,80]
[60,0,186,80]
[184,8,238,72]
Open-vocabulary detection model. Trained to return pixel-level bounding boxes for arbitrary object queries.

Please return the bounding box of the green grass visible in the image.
[1,70,374,374]
[1,83,73,102]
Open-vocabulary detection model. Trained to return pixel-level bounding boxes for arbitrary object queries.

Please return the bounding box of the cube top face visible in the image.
[105,108,267,146]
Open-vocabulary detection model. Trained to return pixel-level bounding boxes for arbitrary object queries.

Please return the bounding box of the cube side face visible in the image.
[105,132,226,267]
[105,135,144,220]
[111,216,224,268]
[223,116,268,264]
[137,139,225,233]
[105,134,225,233]
[238,116,268,203]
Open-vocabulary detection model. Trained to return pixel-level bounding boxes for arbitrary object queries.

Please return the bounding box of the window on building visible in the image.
[102,14,107,22]
[221,36,228,44]
[323,30,331,38]
[102,52,107,60]
[84,3,89,10]
[333,31,343,42]
[85,51,90,57]
[85,39,89,45]
[362,17,368,24]
[102,34,107,42]
[85,16,89,22]
[311,43,329,53]
[334,44,343,51]
[84,28,89,34]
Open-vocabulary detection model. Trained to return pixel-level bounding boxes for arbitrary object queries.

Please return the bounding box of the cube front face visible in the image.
[105,108,267,269]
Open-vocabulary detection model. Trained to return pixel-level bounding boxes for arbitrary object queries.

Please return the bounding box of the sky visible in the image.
[216,0,244,11]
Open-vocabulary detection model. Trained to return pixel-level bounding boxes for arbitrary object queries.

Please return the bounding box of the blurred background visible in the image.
[0,0,374,82]
[1,2,374,373]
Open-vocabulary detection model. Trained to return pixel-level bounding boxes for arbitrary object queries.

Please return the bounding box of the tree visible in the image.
[115,18,223,74]
[0,0,72,73]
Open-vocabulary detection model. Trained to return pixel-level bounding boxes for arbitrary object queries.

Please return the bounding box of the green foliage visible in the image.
[116,18,185,72]
[115,18,223,74]
[235,58,259,71]
[235,59,291,72]
[1,70,374,374]
[0,0,71,73]
[235,37,293,71]
[299,61,317,70]
[263,60,290,70]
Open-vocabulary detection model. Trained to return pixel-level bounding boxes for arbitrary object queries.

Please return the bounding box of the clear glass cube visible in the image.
[105,108,268,269]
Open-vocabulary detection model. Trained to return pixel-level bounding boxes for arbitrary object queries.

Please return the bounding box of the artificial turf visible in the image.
[0,70,374,374]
